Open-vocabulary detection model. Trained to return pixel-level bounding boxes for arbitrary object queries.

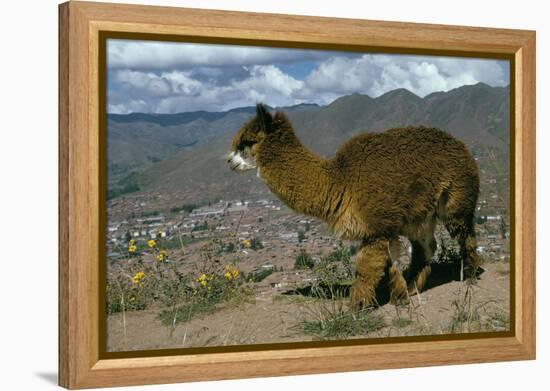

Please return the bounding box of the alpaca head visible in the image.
[227,103,274,172]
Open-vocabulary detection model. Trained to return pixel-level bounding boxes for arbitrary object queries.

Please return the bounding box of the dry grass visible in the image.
[445,280,509,334]
[299,285,385,340]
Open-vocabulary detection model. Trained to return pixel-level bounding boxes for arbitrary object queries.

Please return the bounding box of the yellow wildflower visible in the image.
[132,271,145,284]
[128,245,137,253]
[225,264,239,279]
[196,273,207,286]
[156,250,167,262]
[242,239,251,248]
[129,239,135,245]
[148,239,156,248]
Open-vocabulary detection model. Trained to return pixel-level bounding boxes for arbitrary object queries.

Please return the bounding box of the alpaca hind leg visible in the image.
[444,216,482,281]
[439,179,481,281]
[405,238,434,293]
[388,239,409,305]
[350,239,389,311]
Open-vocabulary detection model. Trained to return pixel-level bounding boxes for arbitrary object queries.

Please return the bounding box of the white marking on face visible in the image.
[227,151,256,171]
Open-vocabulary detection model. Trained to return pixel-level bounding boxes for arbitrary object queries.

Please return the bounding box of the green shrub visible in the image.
[302,309,385,340]
[392,317,413,328]
[170,203,199,214]
[250,237,264,250]
[294,249,314,269]
[252,268,273,282]
[140,210,159,218]
[312,246,355,286]
[224,242,236,253]
[106,272,155,314]
[192,221,209,232]
[107,173,140,200]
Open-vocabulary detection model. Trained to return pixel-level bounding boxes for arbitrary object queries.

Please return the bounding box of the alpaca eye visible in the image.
[238,140,255,151]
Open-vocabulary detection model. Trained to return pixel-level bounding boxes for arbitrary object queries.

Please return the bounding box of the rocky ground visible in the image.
[107,260,510,351]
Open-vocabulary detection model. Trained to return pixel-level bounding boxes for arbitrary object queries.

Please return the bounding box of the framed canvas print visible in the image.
[58,1,536,389]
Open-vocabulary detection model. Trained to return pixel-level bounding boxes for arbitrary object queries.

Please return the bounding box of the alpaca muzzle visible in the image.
[227,151,256,171]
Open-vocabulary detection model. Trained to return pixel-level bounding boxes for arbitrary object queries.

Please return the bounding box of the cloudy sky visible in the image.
[107,39,510,114]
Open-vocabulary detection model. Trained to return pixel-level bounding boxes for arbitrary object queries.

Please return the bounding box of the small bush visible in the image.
[302,309,385,340]
[224,242,236,253]
[106,271,155,314]
[140,210,159,218]
[107,174,140,200]
[482,309,510,332]
[299,278,384,340]
[192,221,209,232]
[294,249,314,269]
[312,246,355,287]
[170,203,199,214]
[250,237,264,250]
[156,241,252,327]
[252,268,273,282]
[392,317,413,328]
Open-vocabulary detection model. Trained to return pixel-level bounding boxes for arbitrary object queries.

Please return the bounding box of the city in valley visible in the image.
[106,145,510,292]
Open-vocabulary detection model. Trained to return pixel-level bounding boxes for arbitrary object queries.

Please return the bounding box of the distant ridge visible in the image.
[108,83,510,202]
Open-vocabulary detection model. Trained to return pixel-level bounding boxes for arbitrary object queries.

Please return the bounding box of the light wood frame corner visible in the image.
[59,1,536,389]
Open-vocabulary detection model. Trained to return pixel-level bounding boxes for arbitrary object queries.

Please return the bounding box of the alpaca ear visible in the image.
[256,103,273,133]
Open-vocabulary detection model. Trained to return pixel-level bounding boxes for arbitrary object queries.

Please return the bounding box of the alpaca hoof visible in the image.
[407,282,425,296]
[389,270,409,305]
[463,265,483,282]
[390,290,409,306]
[350,282,375,311]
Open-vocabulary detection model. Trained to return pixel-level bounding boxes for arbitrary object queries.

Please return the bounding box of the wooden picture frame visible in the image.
[58,1,536,388]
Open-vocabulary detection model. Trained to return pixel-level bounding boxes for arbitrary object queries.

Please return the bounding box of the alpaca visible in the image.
[228,104,481,309]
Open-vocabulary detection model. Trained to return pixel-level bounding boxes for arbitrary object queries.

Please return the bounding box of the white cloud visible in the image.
[107,40,510,113]
[305,56,378,94]
[107,39,328,70]
[113,70,171,97]
[160,71,203,95]
[109,64,306,113]
[108,99,148,114]
[303,54,508,99]
[233,65,304,107]
[112,70,203,98]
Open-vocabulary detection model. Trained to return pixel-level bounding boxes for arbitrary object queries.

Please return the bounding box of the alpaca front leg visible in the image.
[350,239,388,310]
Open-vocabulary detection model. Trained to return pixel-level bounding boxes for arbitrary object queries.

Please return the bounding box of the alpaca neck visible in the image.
[257,128,336,220]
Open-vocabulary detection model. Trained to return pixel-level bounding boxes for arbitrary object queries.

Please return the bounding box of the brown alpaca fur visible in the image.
[229,104,481,309]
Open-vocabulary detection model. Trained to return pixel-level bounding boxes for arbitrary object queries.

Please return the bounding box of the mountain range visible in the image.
[107,82,510,203]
